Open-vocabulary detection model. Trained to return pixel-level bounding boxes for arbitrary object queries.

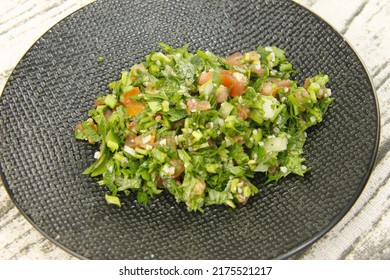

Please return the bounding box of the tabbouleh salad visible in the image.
[75,43,333,212]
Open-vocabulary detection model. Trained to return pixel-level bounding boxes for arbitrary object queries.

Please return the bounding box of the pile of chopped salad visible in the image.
[75,43,334,212]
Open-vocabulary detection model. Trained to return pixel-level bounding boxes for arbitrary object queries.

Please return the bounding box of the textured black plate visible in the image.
[0,0,379,259]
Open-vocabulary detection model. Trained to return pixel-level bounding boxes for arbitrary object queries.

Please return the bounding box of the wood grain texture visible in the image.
[294,0,390,260]
[0,0,94,260]
[0,0,389,259]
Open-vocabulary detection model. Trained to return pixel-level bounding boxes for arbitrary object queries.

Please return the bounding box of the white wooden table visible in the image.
[1,0,389,259]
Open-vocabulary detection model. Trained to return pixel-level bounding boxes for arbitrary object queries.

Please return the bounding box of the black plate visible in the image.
[0,0,379,259]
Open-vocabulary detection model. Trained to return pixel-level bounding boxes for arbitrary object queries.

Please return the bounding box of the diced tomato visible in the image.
[198,71,213,85]
[187,99,211,112]
[125,100,144,116]
[199,69,238,86]
[230,81,247,97]
[237,104,251,119]
[261,81,278,96]
[274,79,291,88]
[170,158,185,178]
[249,64,265,76]
[128,120,137,130]
[126,130,156,149]
[294,88,310,104]
[187,98,197,112]
[198,70,247,98]
[94,99,104,106]
[196,100,211,111]
[221,70,247,97]
[123,87,141,106]
[134,129,156,149]
[125,134,136,148]
[220,70,235,87]
[261,80,291,97]
[225,52,243,66]
[123,86,143,116]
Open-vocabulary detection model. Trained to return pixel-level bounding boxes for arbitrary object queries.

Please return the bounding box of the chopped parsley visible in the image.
[75,43,334,212]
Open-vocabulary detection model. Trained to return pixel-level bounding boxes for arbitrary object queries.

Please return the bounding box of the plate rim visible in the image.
[276,0,381,259]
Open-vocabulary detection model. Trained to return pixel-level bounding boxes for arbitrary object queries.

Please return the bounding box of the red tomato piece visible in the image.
[199,70,247,98]
[237,104,251,119]
[134,129,156,149]
[230,81,246,97]
[94,99,104,106]
[220,70,235,87]
[225,52,243,66]
[125,134,136,148]
[125,100,144,117]
[198,71,213,85]
[123,87,141,106]
[187,98,197,112]
[196,100,211,111]
[170,158,185,178]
